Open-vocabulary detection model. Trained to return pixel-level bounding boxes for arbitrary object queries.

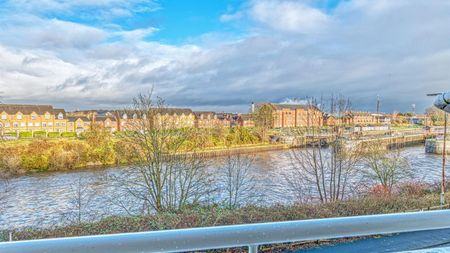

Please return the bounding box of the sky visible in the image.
[0,0,449,113]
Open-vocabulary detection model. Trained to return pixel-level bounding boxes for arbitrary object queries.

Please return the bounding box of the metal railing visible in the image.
[2,210,450,253]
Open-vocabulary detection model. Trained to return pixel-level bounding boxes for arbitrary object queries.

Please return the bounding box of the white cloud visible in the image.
[220,11,243,23]
[0,16,107,50]
[1,0,450,113]
[115,27,159,42]
[249,0,329,34]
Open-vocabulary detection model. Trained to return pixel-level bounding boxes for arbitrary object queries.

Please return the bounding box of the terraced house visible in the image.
[194,112,224,128]
[0,104,68,135]
[115,108,196,130]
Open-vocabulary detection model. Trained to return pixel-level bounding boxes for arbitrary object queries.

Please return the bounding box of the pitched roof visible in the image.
[193,111,216,117]
[239,114,254,120]
[95,116,117,122]
[158,108,193,115]
[256,102,321,111]
[67,116,90,122]
[0,104,55,115]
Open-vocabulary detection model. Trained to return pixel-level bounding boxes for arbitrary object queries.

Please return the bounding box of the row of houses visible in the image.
[0,104,253,134]
[0,103,430,135]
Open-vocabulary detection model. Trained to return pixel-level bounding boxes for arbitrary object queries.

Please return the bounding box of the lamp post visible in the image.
[441,113,447,207]
[430,92,450,207]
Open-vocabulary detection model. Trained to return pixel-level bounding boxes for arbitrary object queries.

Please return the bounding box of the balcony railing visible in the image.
[2,210,450,253]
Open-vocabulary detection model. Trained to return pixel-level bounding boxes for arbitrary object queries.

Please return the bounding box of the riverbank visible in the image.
[0,137,290,176]
[2,190,447,250]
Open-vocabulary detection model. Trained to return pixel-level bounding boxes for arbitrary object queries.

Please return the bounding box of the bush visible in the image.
[33,131,47,138]
[61,132,77,138]
[48,132,61,138]
[3,132,17,137]
[19,131,33,139]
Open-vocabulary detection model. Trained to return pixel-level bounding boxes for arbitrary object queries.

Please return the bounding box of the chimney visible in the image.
[251,102,255,113]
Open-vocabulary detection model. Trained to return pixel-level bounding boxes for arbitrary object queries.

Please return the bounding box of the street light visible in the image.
[429,92,450,207]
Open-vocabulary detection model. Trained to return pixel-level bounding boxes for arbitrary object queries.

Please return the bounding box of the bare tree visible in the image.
[219,154,258,209]
[286,97,361,203]
[112,92,214,213]
[0,178,10,216]
[60,176,97,223]
[0,126,11,215]
[362,145,411,194]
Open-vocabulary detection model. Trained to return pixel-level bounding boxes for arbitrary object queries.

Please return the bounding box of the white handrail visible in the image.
[2,210,450,253]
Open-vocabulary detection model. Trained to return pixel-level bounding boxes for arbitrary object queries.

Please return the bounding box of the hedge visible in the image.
[47,132,61,138]
[19,131,33,139]
[33,131,47,138]
[61,132,77,138]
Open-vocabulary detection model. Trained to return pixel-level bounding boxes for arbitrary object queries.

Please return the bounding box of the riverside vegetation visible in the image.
[0,125,261,175]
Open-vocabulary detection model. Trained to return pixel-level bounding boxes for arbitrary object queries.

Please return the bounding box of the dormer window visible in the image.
[133,113,138,119]
[31,113,37,120]
[1,114,6,120]
[17,113,22,120]
[123,114,128,120]
[58,113,64,120]
[45,113,50,120]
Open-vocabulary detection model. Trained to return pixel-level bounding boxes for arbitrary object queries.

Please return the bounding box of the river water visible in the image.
[0,145,446,230]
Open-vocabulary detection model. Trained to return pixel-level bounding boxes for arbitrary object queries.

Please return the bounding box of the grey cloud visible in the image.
[1,0,450,113]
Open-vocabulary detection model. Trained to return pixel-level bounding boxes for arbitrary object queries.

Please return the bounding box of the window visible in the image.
[31,114,37,120]
[123,114,128,119]
[28,122,33,127]
[35,123,40,127]
[5,123,10,128]
[21,122,26,127]
[1,114,6,120]
[48,122,53,126]
[42,122,47,127]
[58,113,64,120]
[45,114,50,120]
[13,122,18,128]
[17,114,22,120]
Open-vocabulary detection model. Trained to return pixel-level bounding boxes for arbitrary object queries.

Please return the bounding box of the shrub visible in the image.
[61,132,77,138]
[33,131,47,138]
[19,131,33,139]
[48,132,61,138]
[4,132,17,137]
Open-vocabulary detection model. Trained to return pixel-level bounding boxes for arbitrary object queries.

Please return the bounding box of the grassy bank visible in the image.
[0,126,277,175]
[3,190,446,244]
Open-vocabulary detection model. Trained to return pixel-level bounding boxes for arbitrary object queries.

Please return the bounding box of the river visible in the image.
[0,145,446,230]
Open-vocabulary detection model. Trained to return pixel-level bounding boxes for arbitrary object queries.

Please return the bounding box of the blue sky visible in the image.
[0,0,449,112]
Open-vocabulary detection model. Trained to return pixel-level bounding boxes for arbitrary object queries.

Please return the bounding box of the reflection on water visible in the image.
[0,145,445,229]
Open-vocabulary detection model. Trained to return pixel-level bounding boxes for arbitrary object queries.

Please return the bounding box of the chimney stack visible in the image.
[251,102,255,113]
